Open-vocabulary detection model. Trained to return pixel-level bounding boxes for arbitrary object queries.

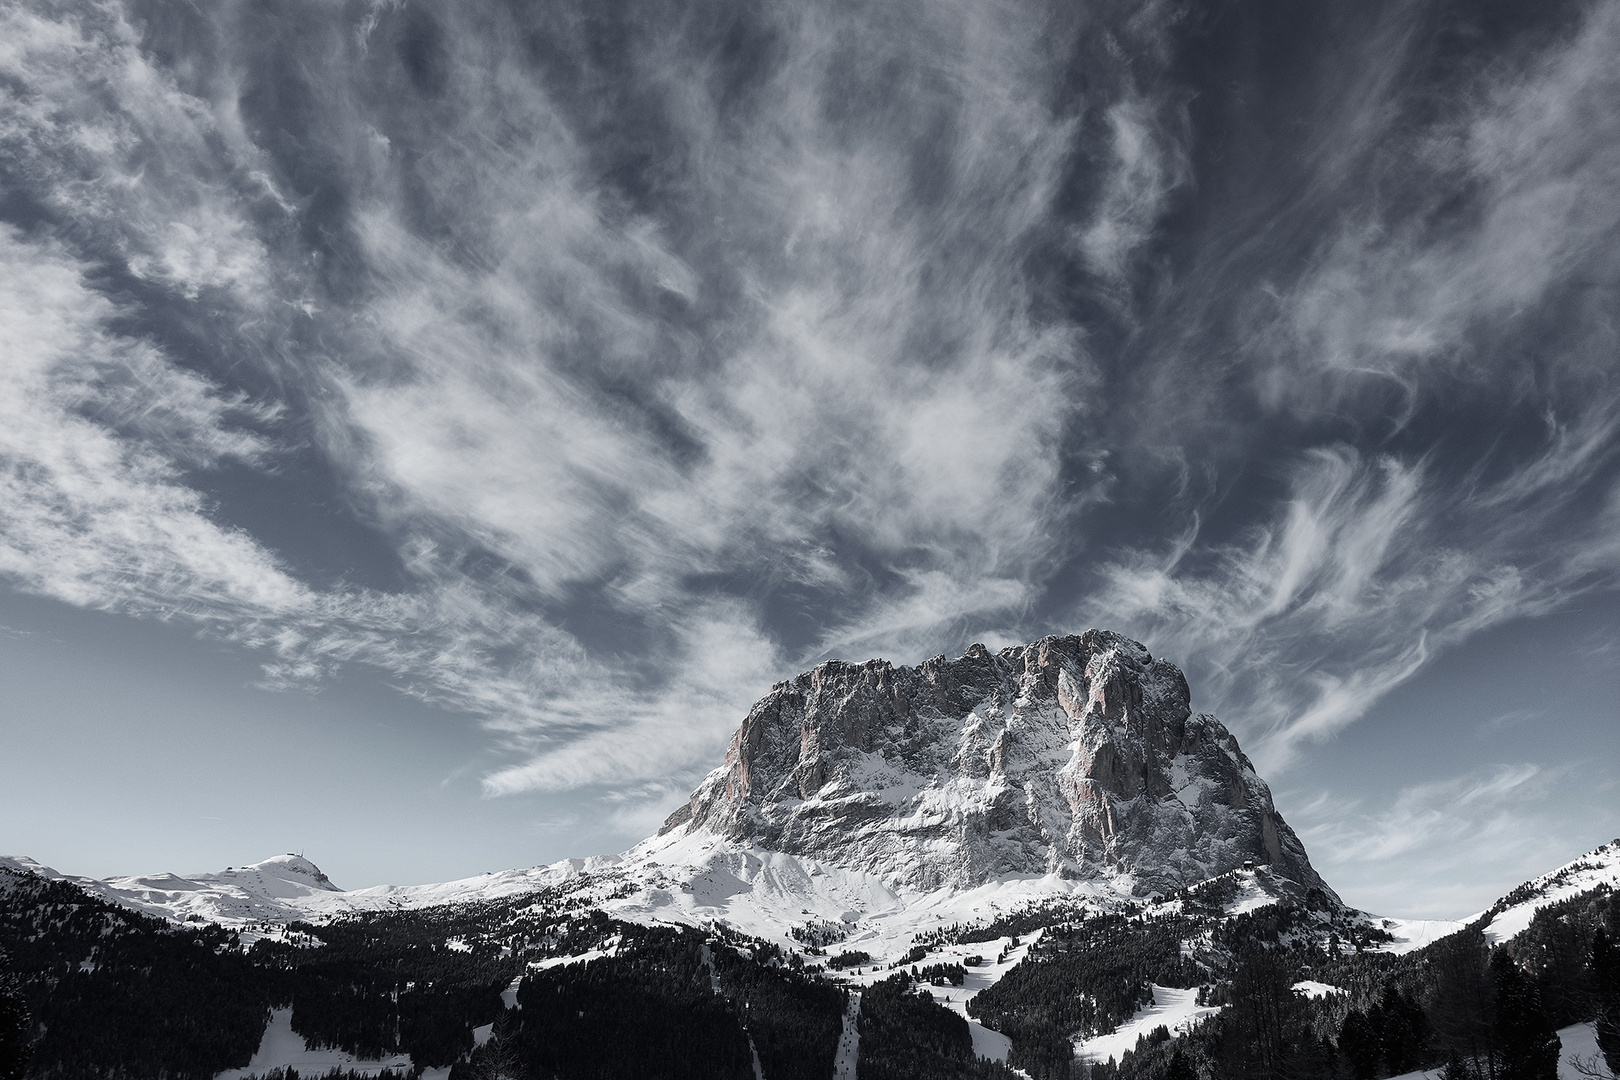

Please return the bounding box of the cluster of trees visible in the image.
[1076,943,1562,1080]
[0,868,276,1078]
[0,869,619,1079]
[256,910,518,1067]
[828,950,875,970]
[1072,885,1620,1080]
[968,913,1202,1077]
[1,949,30,1080]
[228,1071,412,1080]
[1594,929,1620,1068]
[497,924,755,1080]
[912,962,968,986]
[452,922,848,1080]
[1337,983,1428,1078]
[857,973,1020,1080]
[711,938,847,1080]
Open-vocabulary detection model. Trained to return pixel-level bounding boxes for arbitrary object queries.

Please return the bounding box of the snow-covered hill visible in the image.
[1475,839,1620,943]
[1356,839,1620,956]
[0,853,345,927]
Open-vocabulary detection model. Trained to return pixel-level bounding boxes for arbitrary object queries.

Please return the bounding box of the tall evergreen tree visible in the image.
[1427,928,1495,1068]
[1375,984,1428,1075]
[1489,951,1558,1080]
[1215,947,1299,1080]
[1338,1009,1380,1080]
[1592,929,1620,1073]
[0,948,30,1080]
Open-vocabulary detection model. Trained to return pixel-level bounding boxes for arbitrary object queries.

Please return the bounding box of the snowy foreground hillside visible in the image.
[2,634,1617,1080]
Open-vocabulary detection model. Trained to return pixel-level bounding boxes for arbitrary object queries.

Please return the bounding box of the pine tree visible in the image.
[0,949,30,1080]
[1592,929,1620,1073]
[1489,951,1558,1080]
[472,1013,522,1080]
[1216,947,1299,1080]
[1375,983,1428,1075]
[1427,928,1495,1068]
[1165,1047,1196,1080]
[1440,1052,1475,1080]
[1337,1009,1380,1080]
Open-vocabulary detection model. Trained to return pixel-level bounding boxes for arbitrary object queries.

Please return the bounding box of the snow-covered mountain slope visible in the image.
[0,830,1328,970]
[0,854,345,926]
[0,852,615,933]
[1371,918,1469,956]
[1073,985,1221,1063]
[665,631,1330,898]
[1361,838,1620,955]
[1474,839,1620,943]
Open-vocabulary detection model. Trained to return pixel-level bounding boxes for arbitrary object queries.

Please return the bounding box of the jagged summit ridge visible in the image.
[662,630,1331,899]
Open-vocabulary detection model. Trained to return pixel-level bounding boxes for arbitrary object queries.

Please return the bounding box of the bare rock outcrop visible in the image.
[662,630,1331,899]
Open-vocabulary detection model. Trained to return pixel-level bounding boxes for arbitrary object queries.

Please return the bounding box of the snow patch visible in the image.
[214,1007,411,1079]
[1292,981,1345,999]
[969,1019,1013,1063]
[1073,985,1222,1063]
[1372,918,1467,956]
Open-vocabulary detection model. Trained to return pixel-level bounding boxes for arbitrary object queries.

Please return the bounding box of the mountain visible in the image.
[664,631,1329,898]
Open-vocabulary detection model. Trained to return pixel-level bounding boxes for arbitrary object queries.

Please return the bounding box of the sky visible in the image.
[0,0,1616,921]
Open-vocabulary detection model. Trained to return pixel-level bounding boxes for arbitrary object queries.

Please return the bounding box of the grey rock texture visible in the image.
[663,630,1333,899]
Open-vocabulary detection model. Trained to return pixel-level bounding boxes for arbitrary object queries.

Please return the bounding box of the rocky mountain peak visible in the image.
[662,630,1332,899]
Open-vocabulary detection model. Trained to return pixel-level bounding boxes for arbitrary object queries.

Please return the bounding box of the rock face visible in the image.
[662,630,1331,898]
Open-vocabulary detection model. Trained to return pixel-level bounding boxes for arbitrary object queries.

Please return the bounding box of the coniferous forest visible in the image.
[1,863,1616,1080]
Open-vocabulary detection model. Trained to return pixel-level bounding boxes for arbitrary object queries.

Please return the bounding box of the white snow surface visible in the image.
[1292,981,1345,998]
[1227,871,1285,915]
[1073,985,1222,1063]
[0,854,351,935]
[968,1019,1014,1065]
[1,830,1139,960]
[215,1007,412,1079]
[1373,918,1468,956]
[1383,1023,1608,1080]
